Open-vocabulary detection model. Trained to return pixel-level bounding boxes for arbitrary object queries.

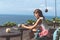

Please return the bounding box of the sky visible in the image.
[0,0,60,16]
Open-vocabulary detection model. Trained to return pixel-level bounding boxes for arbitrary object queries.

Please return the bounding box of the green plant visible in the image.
[3,22,16,27]
[45,17,60,26]
[26,19,36,25]
[45,19,53,26]
[52,17,60,23]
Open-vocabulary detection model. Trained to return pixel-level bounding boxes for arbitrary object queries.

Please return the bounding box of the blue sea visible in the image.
[0,14,60,25]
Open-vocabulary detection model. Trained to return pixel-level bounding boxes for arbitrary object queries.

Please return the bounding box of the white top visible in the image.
[37,17,45,30]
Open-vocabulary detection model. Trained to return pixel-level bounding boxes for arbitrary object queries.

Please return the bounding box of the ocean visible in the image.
[0,14,60,25]
[0,15,35,25]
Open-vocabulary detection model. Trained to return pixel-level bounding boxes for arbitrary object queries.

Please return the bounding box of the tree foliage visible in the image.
[3,22,16,27]
[26,19,36,25]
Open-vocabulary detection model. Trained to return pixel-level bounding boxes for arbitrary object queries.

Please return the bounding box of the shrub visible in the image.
[26,19,36,25]
[3,22,16,27]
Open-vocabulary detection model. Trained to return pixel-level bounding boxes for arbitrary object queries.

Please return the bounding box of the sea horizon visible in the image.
[0,14,60,25]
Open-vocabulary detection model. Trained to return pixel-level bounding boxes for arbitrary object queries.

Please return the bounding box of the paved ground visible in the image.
[0,26,59,40]
[0,30,33,40]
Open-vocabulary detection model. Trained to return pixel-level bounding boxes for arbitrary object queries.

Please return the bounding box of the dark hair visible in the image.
[34,9,44,17]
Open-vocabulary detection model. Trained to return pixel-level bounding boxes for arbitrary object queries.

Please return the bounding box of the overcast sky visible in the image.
[0,0,60,16]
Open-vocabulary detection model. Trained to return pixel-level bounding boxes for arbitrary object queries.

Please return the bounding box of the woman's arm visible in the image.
[22,17,43,30]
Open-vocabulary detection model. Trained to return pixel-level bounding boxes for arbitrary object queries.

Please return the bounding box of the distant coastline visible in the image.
[0,14,60,25]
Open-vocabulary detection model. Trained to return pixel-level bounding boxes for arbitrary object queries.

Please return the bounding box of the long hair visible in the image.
[34,9,48,29]
[34,9,45,19]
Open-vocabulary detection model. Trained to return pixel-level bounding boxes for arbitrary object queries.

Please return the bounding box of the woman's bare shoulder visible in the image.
[39,17,43,20]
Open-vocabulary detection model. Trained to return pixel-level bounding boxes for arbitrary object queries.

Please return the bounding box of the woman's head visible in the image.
[34,9,44,19]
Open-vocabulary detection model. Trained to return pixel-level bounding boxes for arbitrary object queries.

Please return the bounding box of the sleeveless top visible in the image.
[36,17,48,37]
[36,17,45,30]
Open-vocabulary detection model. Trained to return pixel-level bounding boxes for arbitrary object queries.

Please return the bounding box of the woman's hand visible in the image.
[32,28,37,32]
[21,24,25,28]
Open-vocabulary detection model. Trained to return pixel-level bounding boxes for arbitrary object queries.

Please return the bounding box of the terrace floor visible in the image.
[0,26,59,40]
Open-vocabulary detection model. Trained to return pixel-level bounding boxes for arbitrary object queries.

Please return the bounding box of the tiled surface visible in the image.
[0,30,33,40]
[0,26,58,40]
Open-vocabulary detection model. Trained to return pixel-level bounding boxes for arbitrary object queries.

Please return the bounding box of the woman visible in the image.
[21,9,48,40]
